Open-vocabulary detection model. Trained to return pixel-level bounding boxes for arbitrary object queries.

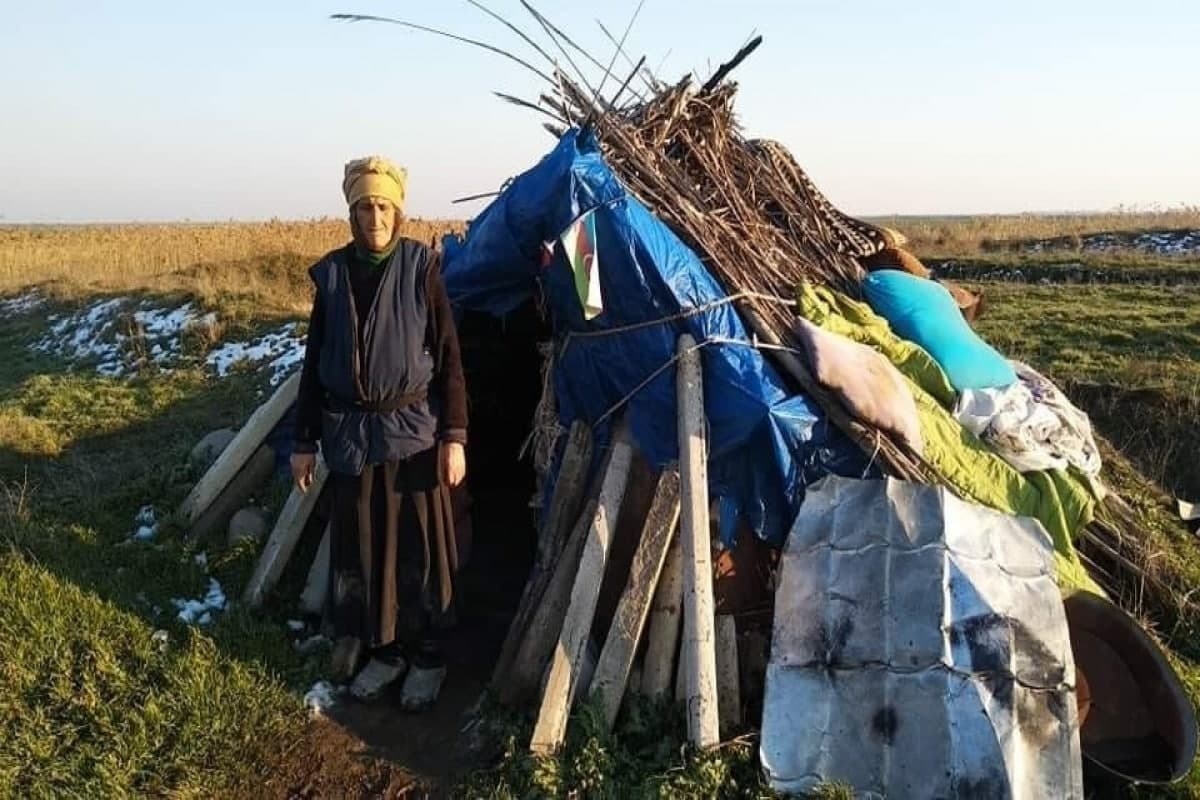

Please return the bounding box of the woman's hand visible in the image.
[291,452,316,493]
[440,442,466,488]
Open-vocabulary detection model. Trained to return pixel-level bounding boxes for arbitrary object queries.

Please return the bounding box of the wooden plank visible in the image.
[530,419,634,755]
[243,456,330,608]
[298,522,331,615]
[187,444,276,543]
[491,422,592,690]
[538,421,594,568]
[676,334,719,749]
[642,534,684,700]
[715,614,741,737]
[503,496,598,704]
[179,372,300,523]
[591,469,681,729]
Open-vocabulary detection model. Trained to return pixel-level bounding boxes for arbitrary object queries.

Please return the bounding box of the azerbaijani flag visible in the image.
[560,210,603,320]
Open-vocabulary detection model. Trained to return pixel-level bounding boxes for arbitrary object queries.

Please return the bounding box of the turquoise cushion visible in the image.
[862,270,1016,391]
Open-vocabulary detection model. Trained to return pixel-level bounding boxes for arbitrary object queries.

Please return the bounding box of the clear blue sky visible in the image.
[2,1,1197,222]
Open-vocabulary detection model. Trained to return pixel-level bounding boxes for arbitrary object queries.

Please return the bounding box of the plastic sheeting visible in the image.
[762,476,1083,798]
[442,128,867,545]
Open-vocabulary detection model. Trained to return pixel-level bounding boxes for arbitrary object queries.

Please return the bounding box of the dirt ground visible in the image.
[263,481,534,799]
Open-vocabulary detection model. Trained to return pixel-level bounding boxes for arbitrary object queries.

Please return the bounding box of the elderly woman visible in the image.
[291,156,468,709]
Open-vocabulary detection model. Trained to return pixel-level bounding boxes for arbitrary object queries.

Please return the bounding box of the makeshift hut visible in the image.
[181,16,1197,795]
[431,34,1196,793]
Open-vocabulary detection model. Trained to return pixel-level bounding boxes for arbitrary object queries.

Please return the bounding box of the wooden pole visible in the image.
[592,469,681,729]
[491,422,592,689]
[298,522,331,616]
[715,614,742,736]
[676,334,719,749]
[537,421,594,569]
[530,419,634,755]
[243,456,329,608]
[504,496,598,704]
[641,535,684,699]
[179,372,300,523]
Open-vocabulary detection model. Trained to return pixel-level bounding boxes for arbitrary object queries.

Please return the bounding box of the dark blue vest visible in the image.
[310,240,438,475]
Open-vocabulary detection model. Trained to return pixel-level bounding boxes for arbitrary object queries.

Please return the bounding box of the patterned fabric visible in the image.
[747,138,890,258]
[956,362,1103,479]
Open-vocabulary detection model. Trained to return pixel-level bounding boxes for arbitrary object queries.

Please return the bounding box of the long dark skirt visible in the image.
[328,445,459,660]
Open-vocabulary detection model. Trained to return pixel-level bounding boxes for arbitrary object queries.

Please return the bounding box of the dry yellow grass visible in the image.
[0,218,463,321]
[868,207,1200,257]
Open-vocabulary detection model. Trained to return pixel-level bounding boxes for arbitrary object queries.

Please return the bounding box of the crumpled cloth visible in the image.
[796,282,1102,595]
[955,361,1102,478]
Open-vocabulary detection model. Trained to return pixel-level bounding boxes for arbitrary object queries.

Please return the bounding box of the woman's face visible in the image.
[354,197,396,251]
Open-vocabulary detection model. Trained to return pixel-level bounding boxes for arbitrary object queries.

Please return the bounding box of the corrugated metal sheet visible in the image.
[762,476,1082,798]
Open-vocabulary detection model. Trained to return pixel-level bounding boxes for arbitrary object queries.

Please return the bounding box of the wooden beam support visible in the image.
[298,522,331,616]
[592,469,681,729]
[676,334,719,749]
[504,496,598,704]
[530,419,634,755]
[491,422,592,689]
[179,372,300,523]
[715,614,741,737]
[243,456,329,608]
[642,534,684,700]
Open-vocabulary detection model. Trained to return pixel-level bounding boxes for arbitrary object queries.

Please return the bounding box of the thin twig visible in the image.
[494,91,568,123]
[595,18,659,92]
[589,0,647,109]
[331,13,556,84]
[517,1,602,103]
[463,0,560,70]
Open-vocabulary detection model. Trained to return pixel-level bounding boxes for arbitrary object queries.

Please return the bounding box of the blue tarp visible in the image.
[443,129,868,546]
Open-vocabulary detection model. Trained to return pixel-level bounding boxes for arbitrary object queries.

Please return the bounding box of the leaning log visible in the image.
[592,469,681,729]
[243,456,329,608]
[180,372,300,523]
[641,534,685,700]
[298,522,331,616]
[530,419,634,755]
[715,614,742,736]
[491,421,592,689]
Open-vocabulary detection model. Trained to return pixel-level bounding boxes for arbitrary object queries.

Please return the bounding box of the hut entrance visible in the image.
[320,299,548,780]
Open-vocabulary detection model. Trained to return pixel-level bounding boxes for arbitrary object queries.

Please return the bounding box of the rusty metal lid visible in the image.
[1064,591,1198,784]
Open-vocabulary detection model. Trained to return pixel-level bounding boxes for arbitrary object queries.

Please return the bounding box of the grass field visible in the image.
[0,214,1198,797]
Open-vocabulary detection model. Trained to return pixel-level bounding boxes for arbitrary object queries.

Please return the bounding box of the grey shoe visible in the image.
[399,665,447,712]
[350,657,409,701]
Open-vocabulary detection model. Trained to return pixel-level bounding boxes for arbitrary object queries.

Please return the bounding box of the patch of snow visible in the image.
[287,619,306,632]
[172,578,227,625]
[133,524,159,541]
[304,680,342,717]
[34,298,126,370]
[0,291,46,317]
[193,552,208,569]
[32,298,213,376]
[205,323,305,385]
[131,505,159,541]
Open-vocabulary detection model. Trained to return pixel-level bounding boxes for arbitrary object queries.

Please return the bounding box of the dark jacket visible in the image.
[293,240,467,473]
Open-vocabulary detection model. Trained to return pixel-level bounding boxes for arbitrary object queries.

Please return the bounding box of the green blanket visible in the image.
[796,283,1101,594]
